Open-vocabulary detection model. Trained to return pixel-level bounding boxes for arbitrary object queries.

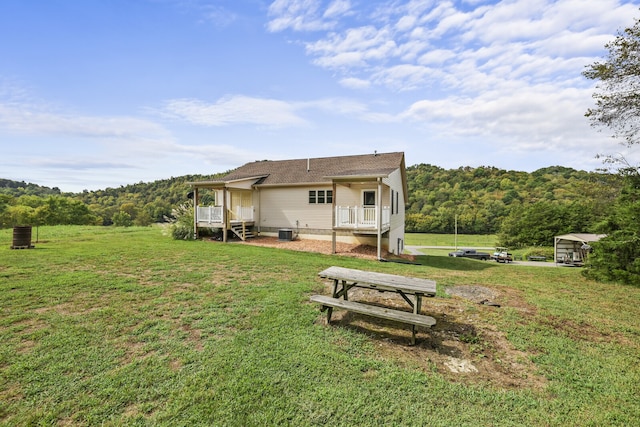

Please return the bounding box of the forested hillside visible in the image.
[0,179,62,197]
[0,173,224,228]
[1,165,621,247]
[405,164,620,243]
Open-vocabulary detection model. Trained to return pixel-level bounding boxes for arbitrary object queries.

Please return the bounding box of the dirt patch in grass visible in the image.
[315,282,548,391]
[229,236,391,260]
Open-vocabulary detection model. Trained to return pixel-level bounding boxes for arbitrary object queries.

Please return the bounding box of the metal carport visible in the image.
[554,233,606,265]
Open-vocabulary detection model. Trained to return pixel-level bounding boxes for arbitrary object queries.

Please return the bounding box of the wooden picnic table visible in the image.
[312,266,437,345]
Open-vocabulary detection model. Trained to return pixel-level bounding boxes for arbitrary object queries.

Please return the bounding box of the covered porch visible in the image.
[195,205,254,227]
[328,174,393,260]
[189,180,257,242]
[334,205,390,233]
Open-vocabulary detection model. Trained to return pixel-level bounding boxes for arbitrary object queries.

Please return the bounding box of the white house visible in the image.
[188,152,408,259]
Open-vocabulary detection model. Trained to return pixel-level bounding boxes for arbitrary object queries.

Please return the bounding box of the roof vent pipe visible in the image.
[307,158,310,172]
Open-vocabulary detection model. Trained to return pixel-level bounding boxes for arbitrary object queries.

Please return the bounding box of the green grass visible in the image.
[405,233,497,248]
[1,226,639,426]
[405,234,551,260]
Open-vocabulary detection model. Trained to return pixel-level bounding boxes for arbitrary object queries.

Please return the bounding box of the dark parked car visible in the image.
[448,249,491,260]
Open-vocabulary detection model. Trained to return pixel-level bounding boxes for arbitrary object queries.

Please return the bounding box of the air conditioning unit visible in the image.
[278,229,293,241]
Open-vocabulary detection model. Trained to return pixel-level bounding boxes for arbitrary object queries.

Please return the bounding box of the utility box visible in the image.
[278,229,293,241]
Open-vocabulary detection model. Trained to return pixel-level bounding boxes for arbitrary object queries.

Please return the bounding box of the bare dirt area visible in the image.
[315,282,547,391]
[237,236,547,390]
[234,236,392,260]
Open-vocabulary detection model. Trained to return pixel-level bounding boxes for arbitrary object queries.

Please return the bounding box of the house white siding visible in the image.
[385,168,405,254]
[258,186,333,232]
[227,178,258,190]
[335,183,389,207]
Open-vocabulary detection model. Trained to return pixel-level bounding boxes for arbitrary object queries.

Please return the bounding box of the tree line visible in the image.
[0,174,223,229]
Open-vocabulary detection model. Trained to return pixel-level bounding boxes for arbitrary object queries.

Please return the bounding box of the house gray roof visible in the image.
[211,152,405,186]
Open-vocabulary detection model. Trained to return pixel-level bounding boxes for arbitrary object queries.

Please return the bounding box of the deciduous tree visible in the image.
[583,15,640,147]
[583,13,640,285]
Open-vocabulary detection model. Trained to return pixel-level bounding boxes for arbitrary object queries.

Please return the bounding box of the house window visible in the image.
[391,190,395,214]
[363,190,376,206]
[309,190,333,204]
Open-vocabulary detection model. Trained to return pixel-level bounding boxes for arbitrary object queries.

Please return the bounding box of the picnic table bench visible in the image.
[311,266,437,345]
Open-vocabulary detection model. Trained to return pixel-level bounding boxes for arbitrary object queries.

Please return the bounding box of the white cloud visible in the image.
[372,64,440,91]
[418,48,456,65]
[401,84,600,152]
[302,97,369,115]
[324,0,352,18]
[0,101,170,141]
[267,0,349,32]
[0,83,276,180]
[339,77,371,89]
[295,0,638,96]
[395,15,417,32]
[161,96,308,127]
[160,94,396,127]
[200,5,238,28]
[306,25,398,69]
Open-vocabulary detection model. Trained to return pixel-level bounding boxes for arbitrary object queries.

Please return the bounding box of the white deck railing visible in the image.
[232,206,254,222]
[196,205,254,224]
[198,205,387,229]
[197,206,224,224]
[335,206,390,229]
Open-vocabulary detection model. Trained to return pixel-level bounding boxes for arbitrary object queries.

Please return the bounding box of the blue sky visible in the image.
[1,0,639,192]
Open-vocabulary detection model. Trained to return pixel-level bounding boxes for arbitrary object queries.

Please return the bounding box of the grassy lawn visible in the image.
[405,233,498,248]
[1,226,639,426]
[405,234,550,260]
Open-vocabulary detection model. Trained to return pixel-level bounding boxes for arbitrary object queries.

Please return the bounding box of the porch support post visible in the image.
[377,178,382,260]
[222,187,228,243]
[332,182,337,254]
[193,186,199,240]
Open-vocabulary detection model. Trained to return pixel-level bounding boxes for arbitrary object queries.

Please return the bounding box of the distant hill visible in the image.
[405,164,620,234]
[0,179,63,197]
[0,173,226,226]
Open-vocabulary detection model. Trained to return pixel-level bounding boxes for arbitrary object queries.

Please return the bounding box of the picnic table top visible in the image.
[318,266,436,296]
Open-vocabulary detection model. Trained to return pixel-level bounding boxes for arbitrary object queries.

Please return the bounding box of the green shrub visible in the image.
[168,203,194,240]
[583,232,640,286]
[112,211,133,227]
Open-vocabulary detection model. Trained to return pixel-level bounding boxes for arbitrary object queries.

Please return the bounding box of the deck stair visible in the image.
[230,222,254,241]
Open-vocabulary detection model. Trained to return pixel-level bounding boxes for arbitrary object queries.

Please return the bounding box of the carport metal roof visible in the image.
[554,233,606,244]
